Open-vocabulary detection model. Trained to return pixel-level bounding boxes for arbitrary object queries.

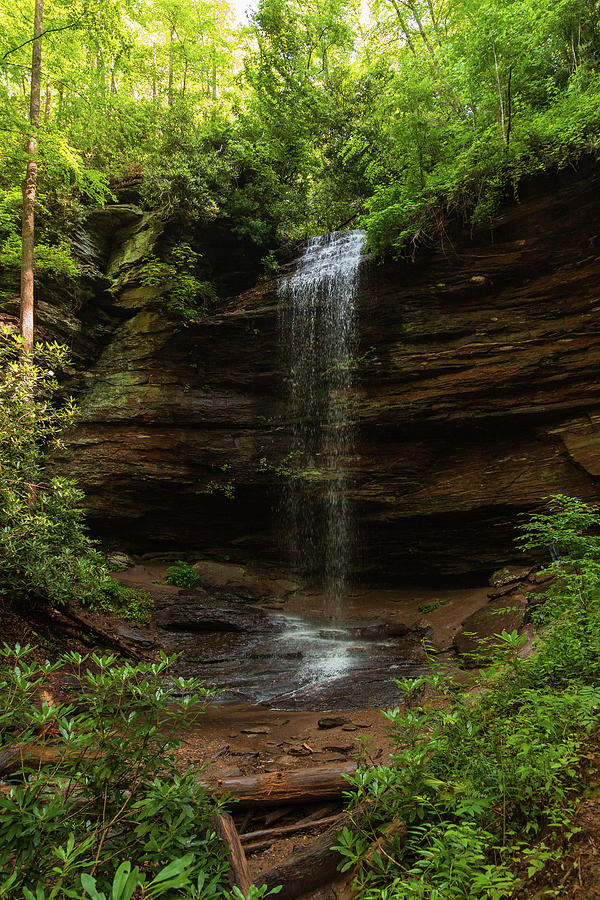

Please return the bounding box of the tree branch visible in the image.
[2,19,83,61]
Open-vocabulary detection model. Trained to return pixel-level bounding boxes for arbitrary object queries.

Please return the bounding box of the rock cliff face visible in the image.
[58,163,600,580]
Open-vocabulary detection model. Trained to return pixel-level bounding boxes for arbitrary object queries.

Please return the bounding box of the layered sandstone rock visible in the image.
[54,163,600,580]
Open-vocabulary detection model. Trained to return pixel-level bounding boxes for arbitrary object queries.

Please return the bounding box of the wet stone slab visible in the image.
[161,611,426,710]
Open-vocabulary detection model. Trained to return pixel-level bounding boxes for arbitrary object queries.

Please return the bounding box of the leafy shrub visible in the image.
[0,330,111,608]
[339,496,600,898]
[0,647,228,898]
[95,580,154,624]
[164,561,201,589]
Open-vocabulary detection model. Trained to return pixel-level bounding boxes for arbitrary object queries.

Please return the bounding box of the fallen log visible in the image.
[260,805,366,900]
[59,606,147,661]
[211,812,251,899]
[201,763,356,808]
[261,809,404,900]
[0,746,19,776]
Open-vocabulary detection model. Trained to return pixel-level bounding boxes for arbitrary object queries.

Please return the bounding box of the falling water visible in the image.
[278,230,366,607]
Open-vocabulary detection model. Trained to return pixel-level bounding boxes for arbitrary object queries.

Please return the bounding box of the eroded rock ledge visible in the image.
[54,163,600,580]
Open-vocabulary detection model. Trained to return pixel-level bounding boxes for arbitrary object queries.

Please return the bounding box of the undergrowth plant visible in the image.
[0,329,149,618]
[0,647,229,899]
[338,495,600,898]
[164,561,201,588]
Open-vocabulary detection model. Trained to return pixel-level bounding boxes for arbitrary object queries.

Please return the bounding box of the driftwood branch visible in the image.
[241,811,344,852]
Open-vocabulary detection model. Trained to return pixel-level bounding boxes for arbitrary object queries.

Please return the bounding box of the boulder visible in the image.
[153,590,273,634]
[107,551,134,571]
[192,561,300,601]
[453,595,527,667]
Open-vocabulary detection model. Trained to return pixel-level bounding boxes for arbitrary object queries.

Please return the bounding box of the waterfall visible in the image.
[278,230,366,606]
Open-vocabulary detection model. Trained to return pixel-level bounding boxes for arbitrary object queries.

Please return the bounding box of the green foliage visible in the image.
[164,560,201,588]
[94,581,154,624]
[0,646,229,898]
[138,242,217,324]
[0,329,150,617]
[340,495,600,898]
[0,329,107,607]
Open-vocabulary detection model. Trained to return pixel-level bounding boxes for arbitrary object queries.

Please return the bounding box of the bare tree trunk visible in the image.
[493,42,506,146]
[44,81,51,121]
[505,65,512,150]
[182,56,188,100]
[152,45,157,101]
[20,0,43,354]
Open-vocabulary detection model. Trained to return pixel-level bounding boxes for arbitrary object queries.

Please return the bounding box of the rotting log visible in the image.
[261,809,405,900]
[260,805,365,900]
[211,812,251,898]
[200,763,356,808]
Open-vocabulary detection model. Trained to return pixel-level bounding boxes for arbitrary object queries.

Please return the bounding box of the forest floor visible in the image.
[5,561,599,898]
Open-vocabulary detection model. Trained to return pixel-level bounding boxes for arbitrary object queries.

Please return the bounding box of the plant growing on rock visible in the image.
[138,242,217,324]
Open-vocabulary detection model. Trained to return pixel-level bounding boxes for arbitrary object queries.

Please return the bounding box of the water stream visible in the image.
[278,230,366,608]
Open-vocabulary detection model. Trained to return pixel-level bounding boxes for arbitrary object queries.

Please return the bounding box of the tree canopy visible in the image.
[1,0,599,270]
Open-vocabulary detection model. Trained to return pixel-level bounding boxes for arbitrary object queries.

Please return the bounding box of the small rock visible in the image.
[529,569,555,585]
[470,275,487,284]
[107,551,134,571]
[318,716,349,730]
[489,565,533,588]
[324,744,352,754]
[241,727,271,735]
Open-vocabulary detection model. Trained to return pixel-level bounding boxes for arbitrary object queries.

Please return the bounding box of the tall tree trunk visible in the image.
[20,0,43,354]
[182,56,188,100]
[152,44,157,101]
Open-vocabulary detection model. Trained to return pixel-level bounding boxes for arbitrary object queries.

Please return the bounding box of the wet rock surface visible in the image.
[115,561,499,709]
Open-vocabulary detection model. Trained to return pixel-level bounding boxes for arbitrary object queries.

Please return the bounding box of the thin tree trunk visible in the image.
[493,42,506,146]
[505,65,512,150]
[182,57,188,100]
[168,27,175,106]
[44,80,51,121]
[152,45,157,101]
[389,0,417,56]
[464,17,476,131]
[20,0,43,354]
